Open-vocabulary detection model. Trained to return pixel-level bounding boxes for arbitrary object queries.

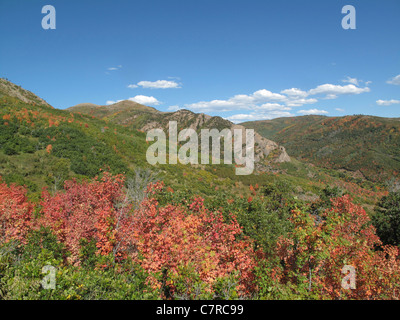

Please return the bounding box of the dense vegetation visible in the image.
[1,171,399,300]
[243,115,400,184]
[1,80,400,300]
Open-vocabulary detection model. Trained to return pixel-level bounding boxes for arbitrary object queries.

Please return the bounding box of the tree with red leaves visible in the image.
[0,178,33,245]
[39,172,134,265]
[133,182,257,298]
[275,195,400,299]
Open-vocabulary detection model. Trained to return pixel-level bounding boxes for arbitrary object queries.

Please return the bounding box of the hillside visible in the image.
[0,79,291,200]
[0,78,52,108]
[242,115,400,184]
[0,78,390,209]
[68,102,291,165]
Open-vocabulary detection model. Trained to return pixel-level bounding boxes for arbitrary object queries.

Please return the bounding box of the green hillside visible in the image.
[1,79,399,300]
[242,115,400,184]
[0,79,287,200]
[0,78,390,209]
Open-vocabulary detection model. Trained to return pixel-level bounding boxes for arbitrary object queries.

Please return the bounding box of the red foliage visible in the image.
[276,195,400,299]
[0,178,33,244]
[39,172,132,265]
[133,185,256,297]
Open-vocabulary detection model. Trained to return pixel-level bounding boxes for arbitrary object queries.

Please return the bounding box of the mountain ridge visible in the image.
[242,115,400,182]
[68,100,291,166]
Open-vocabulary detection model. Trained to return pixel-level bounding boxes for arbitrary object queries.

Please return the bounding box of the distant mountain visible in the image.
[242,115,400,182]
[68,101,291,166]
[0,78,52,108]
[68,100,159,118]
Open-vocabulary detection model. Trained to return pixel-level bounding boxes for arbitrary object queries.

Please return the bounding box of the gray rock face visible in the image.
[231,124,290,163]
[141,115,291,165]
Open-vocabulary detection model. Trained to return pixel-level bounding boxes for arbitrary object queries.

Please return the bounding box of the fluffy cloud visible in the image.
[387,75,400,86]
[186,82,370,114]
[106,100,119,105]
[225,110,294,123]
[186,90,300,113]
[342,77,372,87]
[376,99,400,106]
[285,98,318,107]
[129,95,161,105]
[183,82,371,120]
[342,76,360,86]
[255,103,291,111]
[308,84,370,96]
[335,108,345,112]
[281,88,309,98]
[252,89,286,102]
[129,80,181,89]
[106,95,161,106]
[298,109,329,115]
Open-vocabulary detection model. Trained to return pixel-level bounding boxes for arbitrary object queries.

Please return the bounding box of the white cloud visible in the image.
[335,108,345,112]
[286,98,318,107]
[225,110,294,123]
[342,77,372,87]
[387,75,400,86]
[129,95,161,105]
[167,105,181,111]
[255,103,291,111]
[165,81,371,121]
[376,99,400,106]
[186,90,299,113]
[308,84,370,96]
[252,89,286,102]
[342,76,360,86]
[298,109,329,115]
[130,80,181,89]
[185,82,370,114]
[280,88,309,98]
[106,95,161,106]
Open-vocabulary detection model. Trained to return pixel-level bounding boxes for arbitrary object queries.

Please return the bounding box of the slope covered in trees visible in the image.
[1,171,399,299]
[242,115,400,183]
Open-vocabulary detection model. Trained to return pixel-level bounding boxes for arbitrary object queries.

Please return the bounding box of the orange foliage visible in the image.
[46,144,53,154]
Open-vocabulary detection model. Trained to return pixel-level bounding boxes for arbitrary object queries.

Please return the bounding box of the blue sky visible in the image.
[0,0,399,122]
